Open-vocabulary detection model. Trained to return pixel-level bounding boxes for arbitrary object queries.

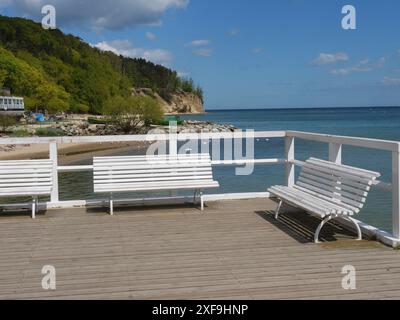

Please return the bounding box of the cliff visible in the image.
[132,88,204,114]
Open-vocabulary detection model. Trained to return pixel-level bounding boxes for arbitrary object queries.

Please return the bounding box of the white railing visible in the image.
[1,130,400,247]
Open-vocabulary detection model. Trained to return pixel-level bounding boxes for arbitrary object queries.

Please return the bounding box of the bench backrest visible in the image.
[93,154,216,192]
[296,158,381,212]
[0,159,53,196]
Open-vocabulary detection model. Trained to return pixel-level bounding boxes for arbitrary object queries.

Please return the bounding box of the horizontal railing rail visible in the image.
[287,131,400,152]
[1,130,400,246]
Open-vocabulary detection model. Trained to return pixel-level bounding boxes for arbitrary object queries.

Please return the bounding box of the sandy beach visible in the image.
[0,141,150,165]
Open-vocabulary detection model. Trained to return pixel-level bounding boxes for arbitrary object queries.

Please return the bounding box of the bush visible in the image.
[88,117,115,125]
[10,128,31,137]
[103,96,163,133]
[35,127,64,137]
[0,114,17,132]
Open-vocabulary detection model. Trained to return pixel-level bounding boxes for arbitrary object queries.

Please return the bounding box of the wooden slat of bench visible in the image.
[272,185,354,215]
[0,182,52,188]
[0,160,53,200]
[270,186,342,215]
[94,182,219,193]
[95,167,211,175]
[94,158,210,163]
[301,167,372,191]
[94,173,213,181]
[297,176,367,204]
[0,178,52,183]
[269,186,334,217]
[95,177,214,185]
[93,163,211,171]
[95,179,218,188]
[293,185,360,213]
[0,160,53,165]
[94,171,212,179]
[308,158,381,179]
[303,162,374,185]
[296,181,364,209]
[93,154,210,161]
[300,171,369,197]
[0,163,53,168]
[0,188,52,196]
[270,186,354,216]
[0,168,53,174]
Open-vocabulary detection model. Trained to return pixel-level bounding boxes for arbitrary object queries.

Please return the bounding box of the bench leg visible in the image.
[200,191,204,211]
[193,190,198,204]
[275,200,283,220]
[109,193,114,216]
[35,197,39,215]
[314,216,333,244]
[344,216,362,241]
[31,197,36,219]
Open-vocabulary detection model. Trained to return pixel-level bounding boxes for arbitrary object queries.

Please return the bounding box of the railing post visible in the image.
[329,143,342,164]
[285,136,295,187]
[169,121,178,155]
[49,142,59,203]
[392,150,400,238]
[168,122,178,197]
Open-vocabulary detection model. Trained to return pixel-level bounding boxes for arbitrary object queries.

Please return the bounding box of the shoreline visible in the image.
[0,119,235,165]
[0,141,150,165]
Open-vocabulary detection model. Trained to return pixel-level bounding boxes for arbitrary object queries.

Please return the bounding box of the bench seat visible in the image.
[268,158,380,243]
[93,154,219,214]
[0,159,53,218]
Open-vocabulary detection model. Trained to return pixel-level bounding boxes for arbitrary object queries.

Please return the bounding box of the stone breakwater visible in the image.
[47,120,237,136]
[0,120,237,138]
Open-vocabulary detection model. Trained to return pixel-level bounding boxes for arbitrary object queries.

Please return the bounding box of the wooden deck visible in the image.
[1,198,400,300]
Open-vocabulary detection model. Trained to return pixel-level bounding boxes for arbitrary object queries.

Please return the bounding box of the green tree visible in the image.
[31,82,70,113]
[0,15,204,115]
[0,69,7,87]
[104,95,163,133]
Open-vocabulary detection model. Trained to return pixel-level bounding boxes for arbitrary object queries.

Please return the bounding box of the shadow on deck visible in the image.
[0,198,399,300]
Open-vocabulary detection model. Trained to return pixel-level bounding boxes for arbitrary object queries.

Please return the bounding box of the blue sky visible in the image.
[1,0,400,109]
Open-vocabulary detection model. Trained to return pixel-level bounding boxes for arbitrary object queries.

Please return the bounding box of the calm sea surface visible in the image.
[58,107,400,233]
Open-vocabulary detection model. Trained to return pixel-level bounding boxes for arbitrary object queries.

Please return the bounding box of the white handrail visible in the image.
[287,130,400,152]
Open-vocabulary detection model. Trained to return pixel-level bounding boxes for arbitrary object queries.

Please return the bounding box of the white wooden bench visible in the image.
[93,154,219,214]
[268,158,381,243]
[0,159,53,219]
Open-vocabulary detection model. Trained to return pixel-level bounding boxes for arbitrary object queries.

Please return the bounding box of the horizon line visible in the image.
[205,105,400,112]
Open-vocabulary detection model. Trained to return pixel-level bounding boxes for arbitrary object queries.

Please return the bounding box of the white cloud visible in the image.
[331,58,386,76]
[187,40,211,47]
[312,53,349,66]
[252,48,263,54]
[382,77,400,86]
[192,48,212,57]
[229,28,240,36]
[145,32,156,40]
[2,0,188,30]
[94,40,172,65]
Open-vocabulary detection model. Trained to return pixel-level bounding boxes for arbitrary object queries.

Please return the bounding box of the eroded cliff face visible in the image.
[132,88,205,114]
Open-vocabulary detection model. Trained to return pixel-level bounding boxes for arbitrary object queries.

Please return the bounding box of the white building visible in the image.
[0,96,25,114]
